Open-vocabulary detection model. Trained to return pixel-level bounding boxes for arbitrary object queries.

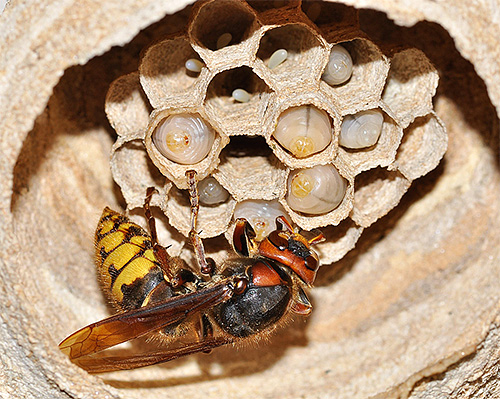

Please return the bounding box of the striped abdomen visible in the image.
[94,207,167,311]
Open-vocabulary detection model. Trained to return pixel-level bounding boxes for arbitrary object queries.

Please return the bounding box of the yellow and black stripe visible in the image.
[95,207,165,311]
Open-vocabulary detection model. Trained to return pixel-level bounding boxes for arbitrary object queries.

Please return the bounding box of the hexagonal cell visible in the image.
[188,0,260,66]
[320,38,390,115]
[212,136,288,202]
[111,139,170,210]
[316,218,364,265]
[280,162,355,231]
[139,36,208,109]
[164,183,236,239]
[350,167,411,228]
[264,90,341,169]
[382,48,439,129]
[255,23,328,90]
[395,113,447,180]
[144,108,229,189]
[336,106,403,174]
[204,66,273,137]
[105,72,151,141]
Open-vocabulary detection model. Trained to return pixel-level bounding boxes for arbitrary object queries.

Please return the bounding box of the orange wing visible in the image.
[70,337,234,373]
[59,281,234,362]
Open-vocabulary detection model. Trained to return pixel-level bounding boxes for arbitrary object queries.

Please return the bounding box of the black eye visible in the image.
[233,277,248,295]
[268,231,288,250]
[304,254,318,272]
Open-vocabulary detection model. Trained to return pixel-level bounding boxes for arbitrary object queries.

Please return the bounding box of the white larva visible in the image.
[216,32,232,49]
[268,49,288,69]
[198,177,230,205]
[152,113,215,165]
[286,165,346,215]
[232,88,252,103]
[339,109,384,149]
[273,105,332,158]
[233,200,288,241]
[322,44,353,86]
[185,58,204,73]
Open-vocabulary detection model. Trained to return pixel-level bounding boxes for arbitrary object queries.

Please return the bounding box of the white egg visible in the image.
[185,58,204,73]
[232,88,252,103]
[216,32,232,49]
[268,49,288,69]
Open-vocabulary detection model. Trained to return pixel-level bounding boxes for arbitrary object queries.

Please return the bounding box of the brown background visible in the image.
[0,1,499,398]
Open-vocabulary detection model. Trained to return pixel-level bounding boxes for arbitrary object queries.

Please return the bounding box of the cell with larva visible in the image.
[273,105,332,158]
[152,113,215,165]
[198,177,230,206]
[322,44,353,86]
[233,200,288,241]
[339,109,384,149]
[286,165,347,215]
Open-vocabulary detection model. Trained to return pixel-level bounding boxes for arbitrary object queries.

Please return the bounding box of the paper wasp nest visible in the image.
[105,0,446,263]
